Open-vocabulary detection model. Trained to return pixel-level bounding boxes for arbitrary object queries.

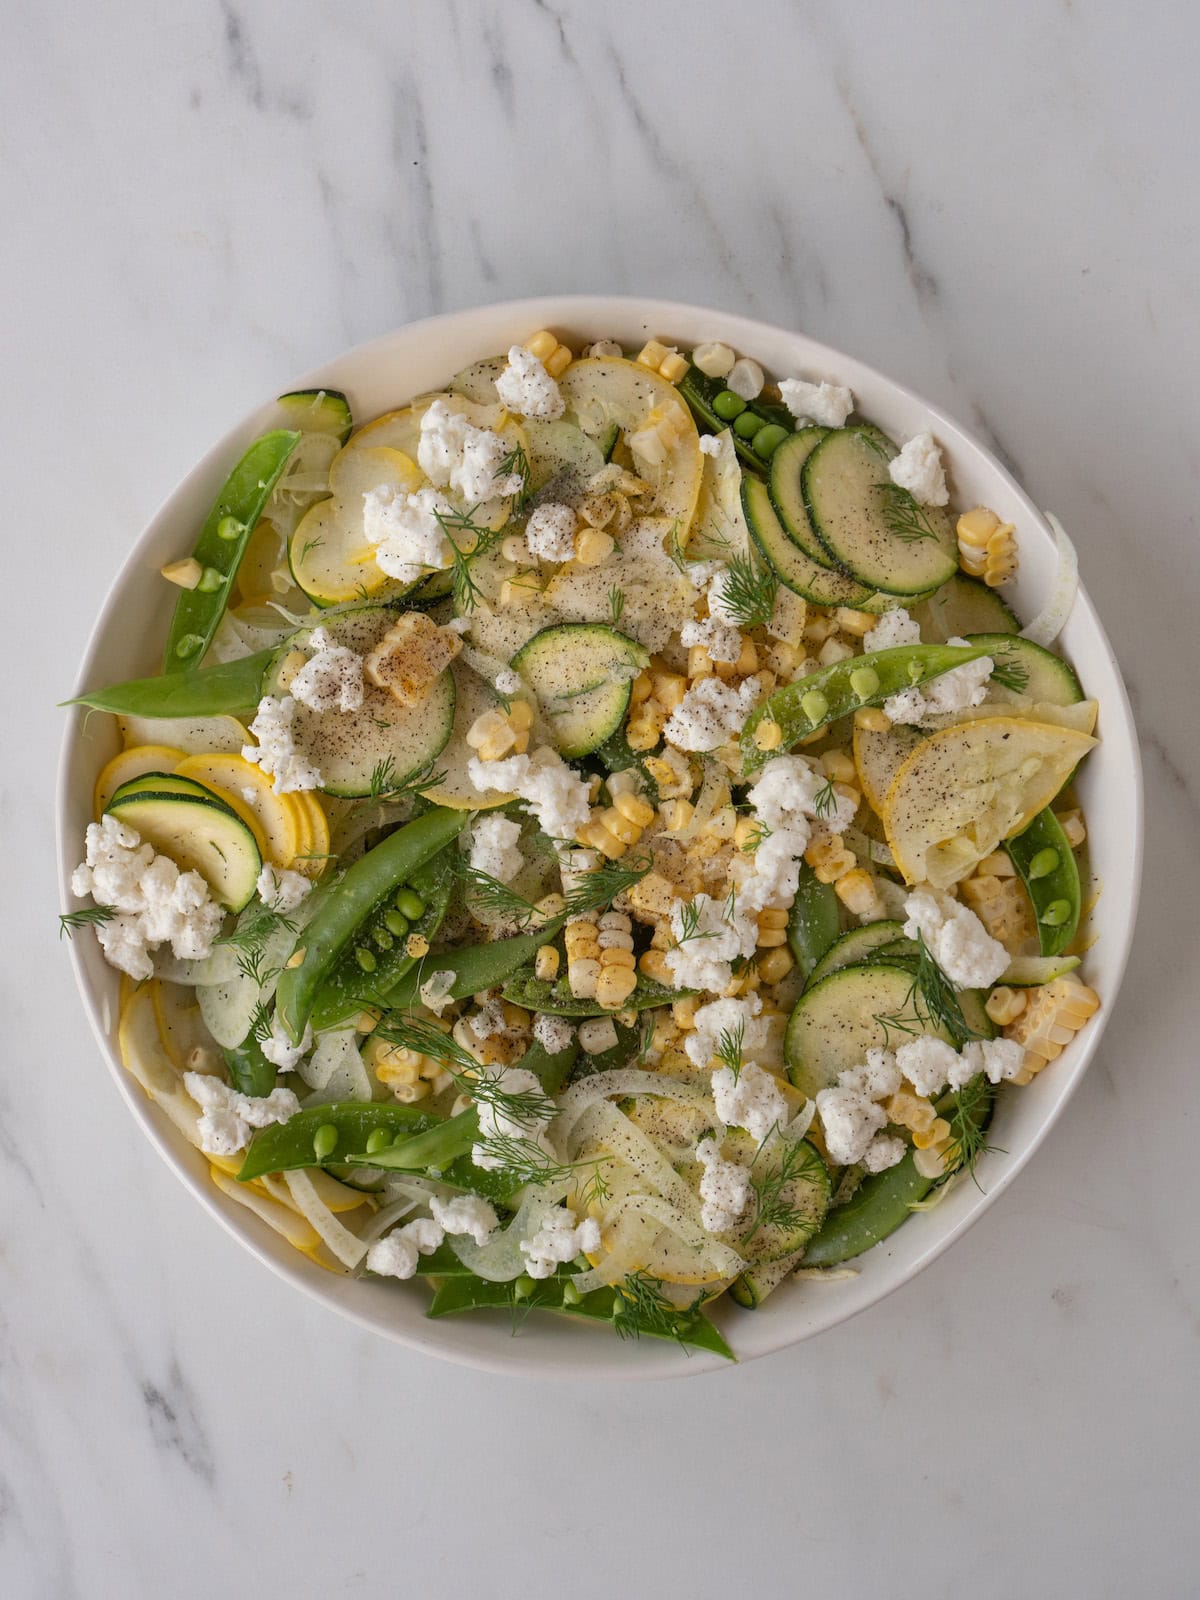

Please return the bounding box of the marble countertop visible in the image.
[6,2,1198,1594]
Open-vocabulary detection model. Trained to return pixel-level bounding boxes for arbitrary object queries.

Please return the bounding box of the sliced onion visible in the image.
[295,1028,371,1101]
[568,1102,698,1216]
[283,1170,369,1268]
[552,1071,708,1151]
[450,1185,571,1282]
[210,1168,320,1250]
[1021,513,1079,647]
[359,1196,423,1243]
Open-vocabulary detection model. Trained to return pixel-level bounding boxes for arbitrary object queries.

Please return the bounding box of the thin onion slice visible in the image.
[553,1071,708,1151]
[210,1168,320,1251]
[283,1170,370,1268]
[1021,513,1079,647]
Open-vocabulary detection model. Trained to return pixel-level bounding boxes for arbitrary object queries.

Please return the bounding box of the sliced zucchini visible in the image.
[729,1251,803,1309]
[106,791,261,911]
[806,921,906,988]
[737,1133,830,1265]
[912,573,1019,640]
[276,389,353,444]
[742,474,874,608]
[801,429,958,596]
[965,633,1084,707]
[768,428,838,567]
[449,356,505,406]
[511,623,649,759]
[109,772,221,806]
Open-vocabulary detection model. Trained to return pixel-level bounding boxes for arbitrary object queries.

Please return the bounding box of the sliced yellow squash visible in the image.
[174,752,300,867]
[290,789,332,876]
[882,718,1098,888]
[118,713,251,756]
[94,743,187,819]
[118,985,204,1148]
[853,723,924,818]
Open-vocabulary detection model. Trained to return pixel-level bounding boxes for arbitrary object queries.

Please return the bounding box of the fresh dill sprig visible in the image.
[561,852,653,919]
[911,932,983,1049]
[452,859,540,929]
[665,520,687,571]
[497,443,532,514]
[608,586,625,625]
[367,756,448,804]
[717,550,778,631]
[467,1134,576,1188]
[373,1015,556,1128]
[611,1272,703,1348]
[58,904,117,940]
[673,900,720,946]
[871,1006,925,1048]
[247,999,274,1046]
[715,1019,745,1083]
[215,906,299,986]
[876,483,940,545]
[743,1131,815,1245]
[988,649,1031,695]
[942,1074,1002,1187]
[812,778,838,821]
[298,534,325,564]
[433,505,508,613]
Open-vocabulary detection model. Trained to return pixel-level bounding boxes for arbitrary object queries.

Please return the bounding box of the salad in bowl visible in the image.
[61,320,1109,1363]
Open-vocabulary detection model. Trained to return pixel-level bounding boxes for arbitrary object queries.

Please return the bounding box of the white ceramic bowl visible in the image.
[58,296,1143,1379]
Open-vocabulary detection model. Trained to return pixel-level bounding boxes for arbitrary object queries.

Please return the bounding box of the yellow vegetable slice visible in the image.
[209,1167,322,1252]
[119,713,251,756]
[236,515,287,603]
[174,752,300,867]
[419,658,514,810]
[853,723,923,819]
[290,789,332,876]
[149,978,212,1071]
[94,743,187,818]
[118,985,204,1148]
[882,718,1098,888]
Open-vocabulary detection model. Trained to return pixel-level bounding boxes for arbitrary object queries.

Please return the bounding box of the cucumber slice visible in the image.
[264,606,456,798]
[912,573,1019,640]
[768,428,838,568]
[523,419,605,497]
[965,633,1083,707]
[511,623,649,758]
[806,921,906,988]
[106,792,261,911]
[738,1134,831,1265]
[742,474,874,608]
[276,389,353,445]
[802,429,958,596]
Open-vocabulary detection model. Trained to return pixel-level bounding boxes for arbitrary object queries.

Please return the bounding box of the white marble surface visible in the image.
[5,1,1199,1594]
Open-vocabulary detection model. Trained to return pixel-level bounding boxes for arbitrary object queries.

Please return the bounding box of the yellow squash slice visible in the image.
[289,445,422,604]
[174,752,301,867]
[290,789,332,875]
[882,718,1098,888]
[418,658,514,810]
[94,743,187,818]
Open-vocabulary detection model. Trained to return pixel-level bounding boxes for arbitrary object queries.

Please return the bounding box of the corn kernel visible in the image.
[805,834,855,884]
[613,792,655,828]
[579,492,619,529]
[508,699,534,732]
[652,671,687,711]
[986,986,1027,1026]
[600,946,636,970]
[820,750,857,785]
[391,1080,432,1104]
[1056,809,1087,849]
[834,607,877,636]
[501,534,526,563]
[595,965,638,1008]
[956,507,1001,548]
[754,719,783,752]
[913,1145,948,1179]
[637,338,670,370]
[835,869,883,918]
[161,557,203,589]
[854,707,891,733]
[526,329,558,363]
[626,713,662,752]
[886,1090,937,1135]
[660,350,688,383]
[535,945,560,982]
[629,871,677,922]
[692,341,736,379]
[568,957,601,999]
[638,948,673,984]
[629,670,653,705]
[579,1017,619,1053]
[672,996,699,1030]
[756,946,794,985]
[975,850,1018,878]
[687,644,715,679]
[575,529,615,566]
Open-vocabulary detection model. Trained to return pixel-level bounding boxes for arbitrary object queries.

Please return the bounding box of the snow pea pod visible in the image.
[222,1035,276,1099]
[275,808,469,1042]
[741,643,991,770]
[786,862,840,980]
[501,970,690,1017]
[237,1102,439,1181]
[63,648,275,719]
[381,920,566,1010]
[163,429,301,672]
[1005,808,1081,957]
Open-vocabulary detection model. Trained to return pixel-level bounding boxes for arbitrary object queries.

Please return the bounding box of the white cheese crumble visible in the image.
[494,345,565,420]
[256,864,313,913]
[418,969,457,1015]
[243,696,323,794]
[289,626,364,714]
[467,996,507,1040]
[680,615,743,664]
[696,1138,753,1233]
[525,502,577,562]
[418,398,525,502]
[519,1207,601,1279]
[698,434,723,457]
[494,668,523,696]
[363,484,455,584]
[733,754,858,914]
[903,888,1010,989]
[892,1032,1024,1097]
[863,1136,907,1173]
[469,813,524,884]
[533,1013,575,1055]
[429,1193,499,1247]
[888,431,949,506]
[365,1218,446,1280]
[471,1066,549,1170]
[815,1047,905,1169]
[684,995,767,1070]
[883,637,994,724]
[468,747,592,839]
[182,1071,300,1157]
[663,674,763,753]
[260,1014,314,1073]
[779,378,854,429]
[711,1061,789,1143]
[70,815,225,981]
[893,1035,960,1098]
[664,892,758,993]
[863,607,921,652]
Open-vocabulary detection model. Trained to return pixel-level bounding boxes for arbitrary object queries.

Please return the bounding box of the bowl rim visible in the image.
[57,294,1144,1380]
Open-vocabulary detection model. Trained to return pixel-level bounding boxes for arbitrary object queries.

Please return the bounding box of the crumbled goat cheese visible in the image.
[256,864,313,913]
[733,755,858,914]
[363,484,456,584]
[71,816,225,981]
[418,398,525,502]
[903,888,1010,989]
[684,995,767,1070]
[779,378,854,429]
[533,1013,575,1055]
[419,969,457,1015]
[664,892,758,993]
[815,1048,906,1170]
[289,626,364,714]
[468,747,592,839]
[893,1034,961,1098]
[447,615,472,635]
[260,1014,314,1073]
[680,615,743,664]
[429,1193,499,1247]
[468,997,508,1040]
[705,567,742,626]
[712,1061,789,1144]
[884,638,994,724]
[366,1219,446,1280]
[699,434,723,457]
[863,607,921,652]
[841,1047,905,1101]
[888,431,949,506]
[494,345,565,420]
[472,1066,549,1170]
[663,675,763,753]
[469,813,524,884]
[696,1137,754,1233]
[959,1037,1026,1086]
[519,1207,601,1279]
[183,1072,300,1156]
[525,502,577,562]
[494,668,523,696]
[863,1136,907,1173]
[243,696,323,794]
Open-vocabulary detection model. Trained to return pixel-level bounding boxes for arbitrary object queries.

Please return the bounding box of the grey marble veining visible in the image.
[4,1,1199,1594]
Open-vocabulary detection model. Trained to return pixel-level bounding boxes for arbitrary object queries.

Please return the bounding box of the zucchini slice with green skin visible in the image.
[801,428,959,596]
[163,430,301,672]
[912,573,1019,640]
[511,623,649,758]
[806,920,906,988]
[106,791,261,911]
[1005,808,1082,956]
[964,633,1084,706]
[109,772,224,807]
[729,1250,804,1309]
[742,473,875,608]
[736,1134,831,1266]
[275,389,353,444]
[768,428,839,568]
[786,862,841,979]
